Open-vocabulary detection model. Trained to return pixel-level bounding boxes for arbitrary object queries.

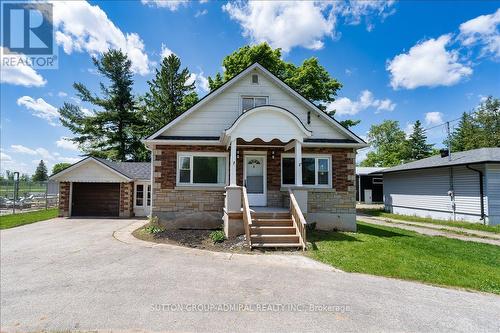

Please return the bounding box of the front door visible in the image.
[244,154,266,206]
[134,182,151,217]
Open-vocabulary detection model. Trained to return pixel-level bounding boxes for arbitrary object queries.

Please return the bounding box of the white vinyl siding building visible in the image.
[381,148,500,226]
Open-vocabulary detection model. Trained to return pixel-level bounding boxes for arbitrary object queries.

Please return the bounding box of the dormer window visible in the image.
[241,96,268,112]
[252,74,259,84]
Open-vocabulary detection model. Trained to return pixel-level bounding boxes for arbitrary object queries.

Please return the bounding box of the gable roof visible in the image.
[145,62,366,145]
[381,148,500,173]
[50,157,150,181]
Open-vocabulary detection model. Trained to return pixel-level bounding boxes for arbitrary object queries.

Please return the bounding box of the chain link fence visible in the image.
[0,180,59,215]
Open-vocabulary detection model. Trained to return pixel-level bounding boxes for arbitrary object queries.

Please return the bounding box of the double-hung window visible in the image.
[281,155,331,187]
[177,153,228,186]
[241,96,268,112]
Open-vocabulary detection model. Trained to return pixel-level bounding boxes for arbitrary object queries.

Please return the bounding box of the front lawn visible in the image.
[359,208,500,234]
[307,222,500,294]
[0,208,58,229]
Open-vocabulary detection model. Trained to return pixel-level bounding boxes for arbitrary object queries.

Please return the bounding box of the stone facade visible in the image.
[152,144,356,231]
[119,182,134,217]
[58,182,70,217]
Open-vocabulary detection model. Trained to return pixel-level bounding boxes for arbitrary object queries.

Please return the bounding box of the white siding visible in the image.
[486,164,500,225]
[54,160,128,183]
[162,68,348,140]
[384,166,486,223]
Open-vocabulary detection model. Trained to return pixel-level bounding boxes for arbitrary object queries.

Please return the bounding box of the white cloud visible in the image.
[339,0,396,31]
[56,137,80,151]
[458,9,500,58]
[141,0,188,11]
[16,96,59,126]
[0,47,46,87]
[223,1,336,52]
[81,108,94,116]
[51,1,151,75]
[327,90,396,116]
[160,43,175,59]
[195,9,208,17]
[387,34,473,89]
[403,122,414,138]
[425,112,443,126]
[58,91,68,97]
[10,144,78,165]
[186,71,210,93]
[57,157,81,164]
[1,152,13,162]
[11,145,37,155]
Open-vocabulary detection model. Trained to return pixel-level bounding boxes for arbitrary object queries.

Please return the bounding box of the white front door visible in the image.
[134,182,151,216]
[244,154,266,206]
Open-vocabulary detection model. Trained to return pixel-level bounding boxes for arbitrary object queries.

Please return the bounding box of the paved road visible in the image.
[1,218,499,332]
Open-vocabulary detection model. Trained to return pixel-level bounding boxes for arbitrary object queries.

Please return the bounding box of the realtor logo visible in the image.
[1,1,57,68]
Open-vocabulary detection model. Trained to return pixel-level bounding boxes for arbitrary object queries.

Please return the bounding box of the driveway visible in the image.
[1,218,499,332]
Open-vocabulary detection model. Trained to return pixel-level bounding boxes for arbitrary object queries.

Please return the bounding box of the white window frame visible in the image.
[134,182,151,208]
[240,95,269,113]
[176,152,229,187]
[281,153,332,188]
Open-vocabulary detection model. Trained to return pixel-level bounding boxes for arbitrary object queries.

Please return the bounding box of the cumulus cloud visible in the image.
[1,152,13,162]
[50,1,151,75]
[223,1,396,52]
[56,137,80,151]
[425,112,443,126]
[58,91,68,97]
[10,144,78,164]
[141,0,188,11]
[17,96,59,126]
[187,71,210,93]
[458,8,500,58]
[327,90,396,116]
[387,34,473,89]
[160,43,175,59]
[0,47,46,87]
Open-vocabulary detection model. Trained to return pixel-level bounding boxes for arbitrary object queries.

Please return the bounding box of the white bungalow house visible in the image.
[51,62,367,249]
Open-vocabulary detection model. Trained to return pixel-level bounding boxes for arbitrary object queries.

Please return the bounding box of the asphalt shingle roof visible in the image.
[95,158,150,180]
[381,148,500,173]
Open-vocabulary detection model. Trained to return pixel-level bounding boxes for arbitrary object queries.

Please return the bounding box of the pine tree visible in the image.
[32,160,48,181]
[449,112,480,152]
[208,72,224,91]
[407,120,433,161]
[143,54,198,133]
[59,49,146,161]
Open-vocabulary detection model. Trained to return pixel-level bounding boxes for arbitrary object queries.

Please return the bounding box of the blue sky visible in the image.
[1,0,499,174]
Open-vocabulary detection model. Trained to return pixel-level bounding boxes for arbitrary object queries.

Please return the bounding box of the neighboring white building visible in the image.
[381,148,500,225]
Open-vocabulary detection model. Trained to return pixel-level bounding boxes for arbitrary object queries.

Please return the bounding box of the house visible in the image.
[356,167,385,203]
[51,63,367,248]
[381,148,500,225]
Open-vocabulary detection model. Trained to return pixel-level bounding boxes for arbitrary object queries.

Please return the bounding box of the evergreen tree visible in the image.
[32,160,48,181]
[449,112,479,152]
[208,72,224,91]
[407,120,433,161]
[59,49,146,161]
[143,54,198,133]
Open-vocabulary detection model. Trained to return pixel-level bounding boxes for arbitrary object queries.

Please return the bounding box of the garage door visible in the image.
[72,183,120,216]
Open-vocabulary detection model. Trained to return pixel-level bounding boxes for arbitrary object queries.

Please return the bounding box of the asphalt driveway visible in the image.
[1,218,499,332]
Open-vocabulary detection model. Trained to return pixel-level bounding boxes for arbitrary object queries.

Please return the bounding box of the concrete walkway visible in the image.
[357,214,500,246]
[1,218,499,332]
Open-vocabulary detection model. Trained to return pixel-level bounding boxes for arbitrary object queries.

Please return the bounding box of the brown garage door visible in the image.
[72,183,120,216]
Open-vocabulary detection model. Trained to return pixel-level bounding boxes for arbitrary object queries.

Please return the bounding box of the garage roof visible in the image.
[381,148,500,173]
[94,158,150,180]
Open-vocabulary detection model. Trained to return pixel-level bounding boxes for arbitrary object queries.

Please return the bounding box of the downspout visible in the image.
[466,165,486,224]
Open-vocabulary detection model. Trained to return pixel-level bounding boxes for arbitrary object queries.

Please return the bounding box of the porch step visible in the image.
[252,218,293,226]
[250,234,300,243]
[250,225,297,235]
[252,212,290,219]
[252,243,303,248]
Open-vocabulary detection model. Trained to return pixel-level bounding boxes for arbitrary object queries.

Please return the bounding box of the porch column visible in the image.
[230,138,237,186]
[295,139,302,186]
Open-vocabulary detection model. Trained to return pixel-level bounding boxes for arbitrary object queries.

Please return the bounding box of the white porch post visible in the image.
[230,138,237,186]
[295,139,302,186]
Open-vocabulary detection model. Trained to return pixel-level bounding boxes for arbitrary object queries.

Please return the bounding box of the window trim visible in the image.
[240,95,269,113]
[251,74,259,84]
[176,152,229,187]
[134,182,151,208]
[280,153,332,188]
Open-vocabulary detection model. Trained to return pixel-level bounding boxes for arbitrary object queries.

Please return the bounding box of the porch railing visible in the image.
[288,189,307,250]
[242,187,252,247]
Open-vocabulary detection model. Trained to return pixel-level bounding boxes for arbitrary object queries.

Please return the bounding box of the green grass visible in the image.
[307,222,500,294]
[0,208,58,229]
[359,208,500,234]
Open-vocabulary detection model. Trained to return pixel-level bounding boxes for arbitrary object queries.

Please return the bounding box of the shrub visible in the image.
[144,225,163,234]
[306,222,317,232]
[210,230,225,244]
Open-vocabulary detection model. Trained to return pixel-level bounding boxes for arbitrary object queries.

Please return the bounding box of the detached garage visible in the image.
[50,157,151,218]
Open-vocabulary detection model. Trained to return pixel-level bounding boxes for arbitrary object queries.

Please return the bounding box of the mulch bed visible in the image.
[133,224,250,253]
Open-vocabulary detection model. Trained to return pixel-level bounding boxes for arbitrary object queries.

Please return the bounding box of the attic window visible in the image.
[252,74,259,84]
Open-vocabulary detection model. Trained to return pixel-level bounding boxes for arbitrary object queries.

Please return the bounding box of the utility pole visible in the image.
[446,121,452,161]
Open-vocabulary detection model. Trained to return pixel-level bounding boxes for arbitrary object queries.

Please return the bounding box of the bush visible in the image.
[144,216,163,234]
[306,222,317,232]
[210,230,225,244]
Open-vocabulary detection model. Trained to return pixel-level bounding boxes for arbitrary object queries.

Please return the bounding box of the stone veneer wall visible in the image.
[119,182,134,217]
[153,145,227,229]
[58,181,70,217]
